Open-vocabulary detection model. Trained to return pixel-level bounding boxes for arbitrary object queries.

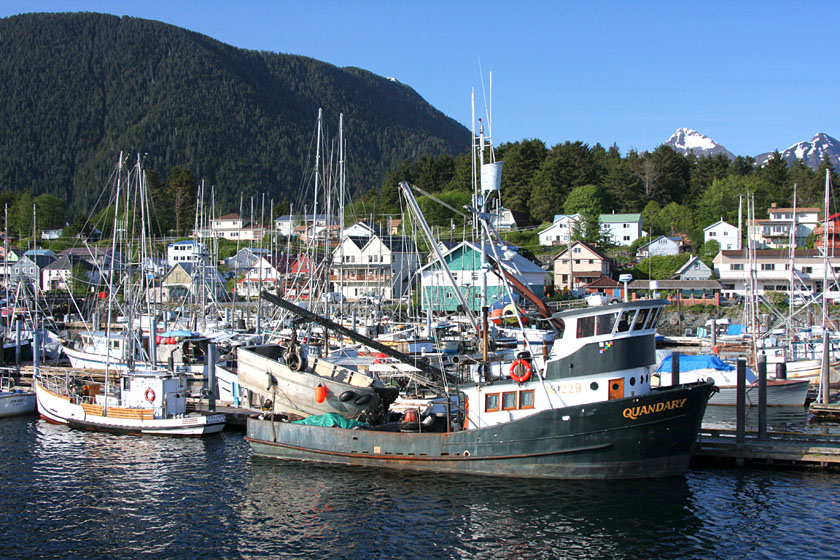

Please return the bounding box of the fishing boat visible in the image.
[34,368,225,436]
[0,369,35,417]
[235,328,399,424]
[655,353,810,406]
[247,296,714,479]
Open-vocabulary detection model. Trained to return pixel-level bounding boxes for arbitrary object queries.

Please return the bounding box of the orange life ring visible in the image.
[144,388,156,402]
[510,359,532,383]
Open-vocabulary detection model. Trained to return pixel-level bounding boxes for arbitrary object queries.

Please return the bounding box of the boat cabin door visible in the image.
[608,378,625,400]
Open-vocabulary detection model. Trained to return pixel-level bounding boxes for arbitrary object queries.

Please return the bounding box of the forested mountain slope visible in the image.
[0,12,469,213]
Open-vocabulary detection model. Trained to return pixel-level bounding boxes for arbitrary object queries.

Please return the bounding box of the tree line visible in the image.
[353,140,840,248]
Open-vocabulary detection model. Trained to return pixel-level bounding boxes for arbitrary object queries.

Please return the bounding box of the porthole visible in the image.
[629,377,636,386]
[611,383,619,391]
[590,382,599,391]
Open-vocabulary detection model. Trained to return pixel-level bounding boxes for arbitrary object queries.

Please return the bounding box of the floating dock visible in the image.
[694,427,840,469]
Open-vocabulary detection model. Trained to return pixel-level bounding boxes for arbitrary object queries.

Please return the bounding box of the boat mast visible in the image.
[820,169,831,405]
[104,153,124,415]
[788,184,797,357]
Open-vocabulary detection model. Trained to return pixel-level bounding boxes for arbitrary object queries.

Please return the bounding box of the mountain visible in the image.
[755,133,840,170]
[0,13,469,214]
[664,128,734,159]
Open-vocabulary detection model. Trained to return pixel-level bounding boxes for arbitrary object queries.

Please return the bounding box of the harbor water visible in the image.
[2,415,839,559]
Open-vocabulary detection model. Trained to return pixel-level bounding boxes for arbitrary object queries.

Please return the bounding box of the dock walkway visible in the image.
[694,427,840,469]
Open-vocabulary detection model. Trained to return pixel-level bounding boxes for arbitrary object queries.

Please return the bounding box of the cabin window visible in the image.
[646,308,661,329]
[485,393,500,412]
[502,392,517,410]
[576,316,595,338]
[633,308,650,330]
[616,311,634,332]
[519,390,534,409]
[596,313,618,335]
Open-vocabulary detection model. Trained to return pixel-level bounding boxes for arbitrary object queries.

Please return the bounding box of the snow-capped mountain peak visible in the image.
[755,132,840,169]
[665,128,735,159]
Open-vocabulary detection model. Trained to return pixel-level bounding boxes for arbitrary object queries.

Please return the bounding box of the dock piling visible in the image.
[672,352,680,386]
[758,354,767,441]
[736,359,746,458]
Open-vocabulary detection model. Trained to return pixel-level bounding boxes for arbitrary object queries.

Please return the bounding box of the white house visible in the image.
[275,214,336,237]
[330,234,420,301]
[167,240,209,267]
[703,219,740,251]
[748,204,821,249]
[342,221,378,238]
[635,236,683,259]
[538,214,581,246]
[599,213,643,245]
[713,248,840,298]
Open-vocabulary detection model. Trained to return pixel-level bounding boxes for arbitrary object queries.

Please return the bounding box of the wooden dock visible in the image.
[693,427,840,469]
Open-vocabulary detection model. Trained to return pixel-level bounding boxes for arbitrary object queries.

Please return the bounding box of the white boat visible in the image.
[0,370,35,418]
[34,368,225,436]
[655,353,810,407]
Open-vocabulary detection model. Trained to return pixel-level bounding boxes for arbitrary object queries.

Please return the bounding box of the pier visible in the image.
[694,428,840,470]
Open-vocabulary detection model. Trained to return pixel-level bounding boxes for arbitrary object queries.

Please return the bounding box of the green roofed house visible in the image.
[599,213,643,246]
[419,241,549,312]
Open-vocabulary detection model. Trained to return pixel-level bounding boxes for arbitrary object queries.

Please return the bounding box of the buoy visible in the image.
[354,394,371,406]
[339,390,356,402]
[314,384,326,403]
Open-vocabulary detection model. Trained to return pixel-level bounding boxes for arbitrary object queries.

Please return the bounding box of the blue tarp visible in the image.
[292,412,369,429]
[657,353,735,373]
[726,324,745,335]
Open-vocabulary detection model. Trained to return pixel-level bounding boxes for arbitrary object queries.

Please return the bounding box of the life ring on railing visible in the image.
[144,388,156,402]
[510,359,532,383]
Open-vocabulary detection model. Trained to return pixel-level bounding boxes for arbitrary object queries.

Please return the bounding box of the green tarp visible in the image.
[292,412,369,429]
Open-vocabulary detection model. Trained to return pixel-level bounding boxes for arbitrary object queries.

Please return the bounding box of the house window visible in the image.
[723,231,728,236]
[709,231,716,237]
[485,393,500,412]
[801,266,813,273]
[623,236,630,241]
[761,264,774,271]
[623,224,629,228]
[731,264,744,271]
[502,392,517,410]
[573,248,581,254]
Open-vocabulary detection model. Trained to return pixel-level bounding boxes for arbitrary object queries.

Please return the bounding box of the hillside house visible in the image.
[599,213,643,245]
[552,241,612,293]
[420,242,548,313]
[331,234,419,301]
[703,219,740,251]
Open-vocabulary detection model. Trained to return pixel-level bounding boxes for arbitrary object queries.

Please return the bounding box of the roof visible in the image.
[768,207,820,213]
[552,240,608,261]
[703,219,737,231]
[673,256,711,276]
[637,235,682,251]
[586,276,620,288]
[169,240,204,247]
[720,249,820,259]
[419,241,546,276]
[217,213,241,220]
[599,213,641,223]
[43,254,94,271]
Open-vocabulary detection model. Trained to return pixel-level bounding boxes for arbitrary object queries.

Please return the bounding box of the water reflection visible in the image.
[2,417,840,559]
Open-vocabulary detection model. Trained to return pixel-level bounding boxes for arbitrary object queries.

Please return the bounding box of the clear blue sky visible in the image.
[2,0,838,157]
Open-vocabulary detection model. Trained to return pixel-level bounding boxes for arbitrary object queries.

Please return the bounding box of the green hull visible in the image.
[246,380,714,480]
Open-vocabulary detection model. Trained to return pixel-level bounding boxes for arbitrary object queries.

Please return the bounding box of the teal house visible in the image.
[418,241,549,312]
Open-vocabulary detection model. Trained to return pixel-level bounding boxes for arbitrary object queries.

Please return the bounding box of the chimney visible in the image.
[771,202,777,208]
